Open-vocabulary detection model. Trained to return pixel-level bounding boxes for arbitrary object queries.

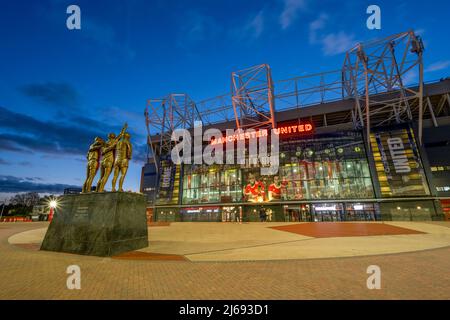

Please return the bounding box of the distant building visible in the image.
[63,186,95,194]
[140,161,158,204]
[64,188,82,194]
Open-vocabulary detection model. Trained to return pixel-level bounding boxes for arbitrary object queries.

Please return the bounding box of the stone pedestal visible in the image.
[40,192,149,257]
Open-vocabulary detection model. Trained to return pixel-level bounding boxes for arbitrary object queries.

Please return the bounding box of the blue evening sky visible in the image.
[1,0,449,200]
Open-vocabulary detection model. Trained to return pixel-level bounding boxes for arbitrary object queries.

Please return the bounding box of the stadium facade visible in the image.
[141,31,450,222]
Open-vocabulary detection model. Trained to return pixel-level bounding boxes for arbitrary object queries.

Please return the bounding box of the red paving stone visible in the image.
[112,250,187,261]
[270,222,425,238]
[148,222,171,227]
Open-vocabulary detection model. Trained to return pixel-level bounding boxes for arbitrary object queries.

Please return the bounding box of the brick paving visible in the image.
[0,222,449,300]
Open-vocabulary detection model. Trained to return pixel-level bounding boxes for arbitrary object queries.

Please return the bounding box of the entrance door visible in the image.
[345,203,377,221]
[284,205,311,222]
[312,203,344,222]
[222,207,237,222]
[298,205,311,222]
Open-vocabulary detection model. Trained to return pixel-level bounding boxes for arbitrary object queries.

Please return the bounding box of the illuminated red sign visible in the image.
[274,123,313,135]
[210,123,313,145]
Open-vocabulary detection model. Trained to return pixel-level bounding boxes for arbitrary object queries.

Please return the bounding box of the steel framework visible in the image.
[195,93,234,125]
[342,30,425,144]
[231,64,276,130]
[145,30,446,160]
[145,93,201,172]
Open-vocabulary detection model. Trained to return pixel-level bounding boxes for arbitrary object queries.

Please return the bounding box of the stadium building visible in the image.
[141,31,450,222]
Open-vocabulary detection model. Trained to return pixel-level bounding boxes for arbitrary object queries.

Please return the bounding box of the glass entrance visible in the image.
[312,203,344,221]
[180,207,221,221]
[222,206,238,222]
[345,203,378,221]
[284,205,311,222]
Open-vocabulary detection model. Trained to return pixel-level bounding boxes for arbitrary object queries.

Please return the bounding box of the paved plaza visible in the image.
[1,221,450,299]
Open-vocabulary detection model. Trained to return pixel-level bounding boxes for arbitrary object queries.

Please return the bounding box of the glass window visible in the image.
[278,133,374,200]
[182,165,241,204]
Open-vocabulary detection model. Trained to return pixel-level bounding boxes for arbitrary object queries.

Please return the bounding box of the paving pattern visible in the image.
[1,222,449,299]
[270,222,425,237]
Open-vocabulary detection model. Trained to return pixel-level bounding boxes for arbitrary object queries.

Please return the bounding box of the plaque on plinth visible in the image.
[40,192,148,256]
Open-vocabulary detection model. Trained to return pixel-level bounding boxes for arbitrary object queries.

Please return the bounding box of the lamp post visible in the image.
[48,199,57,222]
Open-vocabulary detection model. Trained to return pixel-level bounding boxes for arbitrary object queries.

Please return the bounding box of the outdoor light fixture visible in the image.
[47,197,58,222]
[397,206,401,210]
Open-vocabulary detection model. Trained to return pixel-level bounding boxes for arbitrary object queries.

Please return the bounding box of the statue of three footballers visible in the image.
[82,123,132,193]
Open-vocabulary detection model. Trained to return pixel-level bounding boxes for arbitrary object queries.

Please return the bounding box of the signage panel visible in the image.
[370,126,430,197]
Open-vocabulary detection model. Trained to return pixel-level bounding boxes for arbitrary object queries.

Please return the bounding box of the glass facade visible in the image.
[181,131,374,204]
[182,165,242,204]
[282,203,380,222]
[147,125,443,222]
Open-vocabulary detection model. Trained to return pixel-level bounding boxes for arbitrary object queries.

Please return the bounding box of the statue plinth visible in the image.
[40,192,148,257]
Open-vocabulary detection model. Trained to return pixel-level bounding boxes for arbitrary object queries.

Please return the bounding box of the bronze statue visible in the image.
[82,137,104,193]
[111,132,132,192]
[96,123,128,192]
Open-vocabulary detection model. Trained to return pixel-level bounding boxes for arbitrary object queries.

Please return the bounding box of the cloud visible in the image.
[247,10,265,39]
[425,60,450,73]
[0,158,32,167]
[308,13,328,43]
[280,0,307,29]
[132,143,148,163]
[0,106,123,156]
[234,10,266,41]
[308,13,356,56]
[229,9,267,43]
[0,175,78,193]
[19,82,80,108]
[0,106,147,169]
[320,31,356,56]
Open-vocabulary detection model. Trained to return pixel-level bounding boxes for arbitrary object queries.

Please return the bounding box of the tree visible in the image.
[9,192,40,207]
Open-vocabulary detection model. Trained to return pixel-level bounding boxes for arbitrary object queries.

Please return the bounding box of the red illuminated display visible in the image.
[210,123,313,145]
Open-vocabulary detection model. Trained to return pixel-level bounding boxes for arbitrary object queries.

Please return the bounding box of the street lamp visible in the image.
[48,198,58,222]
